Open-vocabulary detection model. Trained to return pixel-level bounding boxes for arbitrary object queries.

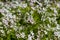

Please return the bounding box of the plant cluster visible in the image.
[0,0,60,40]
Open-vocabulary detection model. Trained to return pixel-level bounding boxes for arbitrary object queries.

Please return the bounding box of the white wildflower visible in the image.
[20,32,25,38]
[54,31,60,38]
[13,26,18,31]
[54,9,57,14]
[31,7,36,10]
[20,3,27,8]
[0,30,4,33]
[38,10,41,13]
[13,15,16,19]
[36,1,42,7]
[56,24,60,30]
[31,0,37,3]
[10,25,14,28]
[10,19,14,24]
[30,31,34,36]
[14,1,19,4]
[2,7,9,13]
[30,31,34,39]
[27,16,35,24]
[43,7,47,11]
[44,0,49,4]
[4,4,11,10]
[2,19,8,25]
[16,34,20,38]
[10,2,17,8]
[50,7,54,10]
[23,4,27,8]
[57,2,60,8]
[30,2,34,6]
[30,10,33,14]
[36,35,40,40]
[47,4,51,7]
[0,9,4,13]
[36,5,39,8]
[6,13,13,18]
[19,26,23,30]
[28,34,32,40]
[44,31,47,34]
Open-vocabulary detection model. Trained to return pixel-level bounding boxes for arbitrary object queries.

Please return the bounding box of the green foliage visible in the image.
[32,10,42,24]
[0,13,3,18]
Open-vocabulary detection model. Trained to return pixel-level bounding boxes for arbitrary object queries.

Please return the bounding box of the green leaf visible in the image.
[32,10,42,24]
[0,13,3,18]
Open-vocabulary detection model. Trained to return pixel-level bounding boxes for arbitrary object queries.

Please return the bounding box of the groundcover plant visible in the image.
[0,0,60,40]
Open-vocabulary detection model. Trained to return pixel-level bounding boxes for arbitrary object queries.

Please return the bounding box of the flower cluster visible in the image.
[0,0,60,40]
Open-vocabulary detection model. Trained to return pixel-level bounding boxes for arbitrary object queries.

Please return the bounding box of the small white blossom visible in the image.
[0,9,4,13]
[57,2,60,8]
[10,2,17,8]
[54,31,60,38]
[56,24,60,30]
[0,30,4,33]
[44,0,49,4]
[10,19,14,24]
[30,31,34,36]
[20,3,27,8]
[13,26,18,31]
[28,34,32,40]
[43,7,47,11]
[30,11,34,14]
[44,31,47,34]
[30,2,34,6]
[2,7,9,13]
[6,13,13,18]
[22,4,27,8]
[13,15,16,19]
[36,1,42,7]
[2,19,8,25]
[47,4,51,7]
[27,16,35,24]
[54,9,57,14]
[19,26,23,30]
[31,0,37,3]
[31,7,36,10]
[20,32,25,38]
[16,34,20,38]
